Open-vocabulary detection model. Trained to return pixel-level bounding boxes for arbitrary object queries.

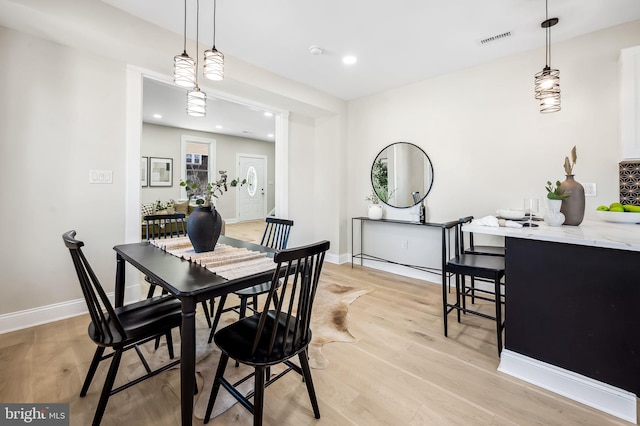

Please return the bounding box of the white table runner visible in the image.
[150,237,276,280]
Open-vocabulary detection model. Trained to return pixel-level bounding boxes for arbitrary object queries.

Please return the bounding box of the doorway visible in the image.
[237,154,267,221]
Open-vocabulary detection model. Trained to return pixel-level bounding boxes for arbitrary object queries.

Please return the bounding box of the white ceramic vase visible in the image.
[368,203,383,220]
[544,199,565,226]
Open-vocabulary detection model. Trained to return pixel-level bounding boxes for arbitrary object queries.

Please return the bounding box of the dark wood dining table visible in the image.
[113,236,277,426]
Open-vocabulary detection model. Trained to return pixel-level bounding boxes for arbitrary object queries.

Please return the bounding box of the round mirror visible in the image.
[371,142,434,208]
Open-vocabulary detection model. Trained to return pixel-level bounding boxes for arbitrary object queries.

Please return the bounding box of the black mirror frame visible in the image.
[371,142,434,209]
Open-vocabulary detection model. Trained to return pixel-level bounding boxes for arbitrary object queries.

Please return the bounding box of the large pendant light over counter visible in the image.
[534,0,560,114]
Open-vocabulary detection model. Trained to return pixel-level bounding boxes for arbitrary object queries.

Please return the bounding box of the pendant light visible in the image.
[204,0,224,80]
[173,0,196,89]
[187,0,207,117]
[534,0,560,113]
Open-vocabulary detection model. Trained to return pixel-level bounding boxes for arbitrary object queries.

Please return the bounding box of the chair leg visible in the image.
[299,349,321,419]
[455,274,462,322]
[204,353,230,424]
[146,283,156,299]
[166,331,175,359]
[253,367,266,426]
[81,347,105,397]
[495,275,503,356]
[201,301,212,328]
[442,270,449,337]
[92,349,123,426]
[208,295,227,343]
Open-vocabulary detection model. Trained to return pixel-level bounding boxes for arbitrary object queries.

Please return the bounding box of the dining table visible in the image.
[113,235,278,426]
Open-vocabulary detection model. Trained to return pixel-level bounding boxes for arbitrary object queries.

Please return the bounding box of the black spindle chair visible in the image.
[208,217,293,341]
[143,213,213,328]
[458,216,506,304]
[441,221,506,356]
[62,230,182,426]
[203,240,330,426]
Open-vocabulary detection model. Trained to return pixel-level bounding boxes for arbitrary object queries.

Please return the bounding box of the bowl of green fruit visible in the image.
[595,203,640,223]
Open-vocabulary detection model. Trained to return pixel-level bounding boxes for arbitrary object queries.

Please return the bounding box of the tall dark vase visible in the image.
[186,205,223,253]
[559,175,585,226]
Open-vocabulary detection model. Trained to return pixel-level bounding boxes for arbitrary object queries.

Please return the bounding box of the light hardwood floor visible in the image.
[0,220,634,425]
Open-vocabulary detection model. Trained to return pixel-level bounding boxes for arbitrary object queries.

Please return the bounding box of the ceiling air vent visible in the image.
[479,31,512,45]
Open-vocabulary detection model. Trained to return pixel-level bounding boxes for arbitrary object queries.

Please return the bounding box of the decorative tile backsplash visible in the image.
[619,161,640,206]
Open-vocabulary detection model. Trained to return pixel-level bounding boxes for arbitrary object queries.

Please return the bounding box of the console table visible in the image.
[351,217,443,274]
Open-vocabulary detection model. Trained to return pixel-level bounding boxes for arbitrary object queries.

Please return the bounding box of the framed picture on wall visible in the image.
[141,156,148,187]
[149,157,173,187]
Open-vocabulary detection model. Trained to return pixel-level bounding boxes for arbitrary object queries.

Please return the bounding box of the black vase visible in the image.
[186,205,223,253]
[559,175,585,226]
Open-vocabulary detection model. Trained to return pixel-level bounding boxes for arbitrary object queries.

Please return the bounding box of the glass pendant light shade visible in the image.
[534,1,560,114]
[174,52,196,88]
[535,67,560,113]
[204,47,224,81]
[187,86,206,117]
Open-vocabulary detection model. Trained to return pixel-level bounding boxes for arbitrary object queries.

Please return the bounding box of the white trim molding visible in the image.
[499,349,637,424]
[0,285,141,335]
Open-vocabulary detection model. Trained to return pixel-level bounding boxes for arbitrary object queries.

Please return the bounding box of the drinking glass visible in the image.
[523,197,539,227]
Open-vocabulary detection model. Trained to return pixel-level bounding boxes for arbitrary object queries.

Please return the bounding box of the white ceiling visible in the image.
[143,78,277,142]
[111,0,640,138]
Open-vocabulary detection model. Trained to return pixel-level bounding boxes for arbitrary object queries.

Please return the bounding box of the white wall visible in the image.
[140,123,276,221]
[347,21,640,273]
[0,26,127,313]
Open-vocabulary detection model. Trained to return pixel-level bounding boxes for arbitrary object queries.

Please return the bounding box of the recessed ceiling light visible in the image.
[309,45,323,56]
[264,111,273,117]
[215,125,223,129]
[342,55,357,65]
[153,113,162,119]
[267,133,274,138]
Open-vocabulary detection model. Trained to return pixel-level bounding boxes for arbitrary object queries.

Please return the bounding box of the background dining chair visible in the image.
[458,216,506,305]
[62,230,182,426]
[143,213,213,328]
[207,217,294,342]
[441,221,506,356]
[203,240,330,426]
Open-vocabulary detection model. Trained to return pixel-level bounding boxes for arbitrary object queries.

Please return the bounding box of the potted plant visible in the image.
[180,171,246,207]
[544,180,569,226]
[365,190,383,220]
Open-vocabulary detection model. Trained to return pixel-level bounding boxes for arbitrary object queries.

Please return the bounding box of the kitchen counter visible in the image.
[466,218,640,424]
[463,219,640,252]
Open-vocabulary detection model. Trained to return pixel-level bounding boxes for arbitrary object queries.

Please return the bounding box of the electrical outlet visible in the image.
[583,182,597,197]
[401,240,408,249]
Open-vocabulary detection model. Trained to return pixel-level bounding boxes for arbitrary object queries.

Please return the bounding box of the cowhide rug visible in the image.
[133,280,371,419]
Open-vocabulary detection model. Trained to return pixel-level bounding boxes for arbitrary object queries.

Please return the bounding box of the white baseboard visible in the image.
[499,349,637,424]
[0,284,141,334]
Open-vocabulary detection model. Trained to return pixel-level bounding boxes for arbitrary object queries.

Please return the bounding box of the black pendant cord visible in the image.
[212,0,217,49]
[182,0,188,54]
[195,0,200,83]
[545,0,551,68]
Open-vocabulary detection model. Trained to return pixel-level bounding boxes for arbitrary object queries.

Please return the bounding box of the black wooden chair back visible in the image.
[458,216,505,257]
[204,240,330,425]
[260,217,293,250]
[252,239,329,359]
[63,230,125,343]
[143,213,187,240]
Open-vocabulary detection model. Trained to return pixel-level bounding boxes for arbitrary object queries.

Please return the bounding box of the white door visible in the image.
[237,155,267,221]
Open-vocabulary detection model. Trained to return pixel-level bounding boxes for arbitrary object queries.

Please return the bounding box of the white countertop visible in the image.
[463,219,640,252]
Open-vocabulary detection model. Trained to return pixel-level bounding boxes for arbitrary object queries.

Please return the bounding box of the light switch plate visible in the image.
[583,182,597,197]
[89,170,113,184]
